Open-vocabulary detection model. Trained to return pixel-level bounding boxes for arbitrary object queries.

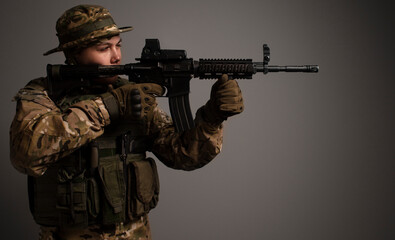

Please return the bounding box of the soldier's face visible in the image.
[75,35,122,83]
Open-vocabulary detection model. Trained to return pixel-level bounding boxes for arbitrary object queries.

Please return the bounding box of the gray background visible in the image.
[0,0,394,239]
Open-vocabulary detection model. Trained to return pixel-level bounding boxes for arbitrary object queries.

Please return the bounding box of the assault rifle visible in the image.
[47,39,319,132]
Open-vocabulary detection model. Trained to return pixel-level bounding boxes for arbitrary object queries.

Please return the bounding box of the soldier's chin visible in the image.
[93,75,118,85]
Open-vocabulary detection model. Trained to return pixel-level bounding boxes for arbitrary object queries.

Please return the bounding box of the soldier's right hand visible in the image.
[101,83,165,122]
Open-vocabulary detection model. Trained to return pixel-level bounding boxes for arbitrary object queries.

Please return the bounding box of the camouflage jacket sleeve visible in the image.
[10,78,110,176]
[149,106,224,171]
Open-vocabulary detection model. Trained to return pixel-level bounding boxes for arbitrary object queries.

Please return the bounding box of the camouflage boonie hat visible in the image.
[43,4,133,56]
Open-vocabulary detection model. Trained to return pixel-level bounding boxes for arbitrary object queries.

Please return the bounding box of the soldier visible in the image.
[10,4,243,240]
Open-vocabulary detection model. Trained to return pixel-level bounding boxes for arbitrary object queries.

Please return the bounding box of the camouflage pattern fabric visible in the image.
[10,77,223,238]
[15,4,226,239]
[44,5,133,56]
[39,215,151,240]
[10,77,223,176]
[10,78,109,176]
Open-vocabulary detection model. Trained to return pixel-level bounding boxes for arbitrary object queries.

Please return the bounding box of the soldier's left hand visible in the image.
[204,74,244,124]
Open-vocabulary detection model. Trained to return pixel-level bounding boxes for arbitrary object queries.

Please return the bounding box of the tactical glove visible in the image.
[203,74,244,125]
[101,83,164,122]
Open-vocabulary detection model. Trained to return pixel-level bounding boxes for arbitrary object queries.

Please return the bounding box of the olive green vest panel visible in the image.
[29,128,160,227]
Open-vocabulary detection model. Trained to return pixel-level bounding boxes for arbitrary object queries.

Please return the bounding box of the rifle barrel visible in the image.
[254,62,319,73]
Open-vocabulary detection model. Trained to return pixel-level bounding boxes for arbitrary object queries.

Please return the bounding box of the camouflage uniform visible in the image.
[10,76,223,239]
[10,77,223,177]
[10,5,242,240]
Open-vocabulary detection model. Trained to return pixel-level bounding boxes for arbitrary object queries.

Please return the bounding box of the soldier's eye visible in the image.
[98,46,109,52]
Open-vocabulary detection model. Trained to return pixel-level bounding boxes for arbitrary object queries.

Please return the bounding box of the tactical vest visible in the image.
[28,82,160,228]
